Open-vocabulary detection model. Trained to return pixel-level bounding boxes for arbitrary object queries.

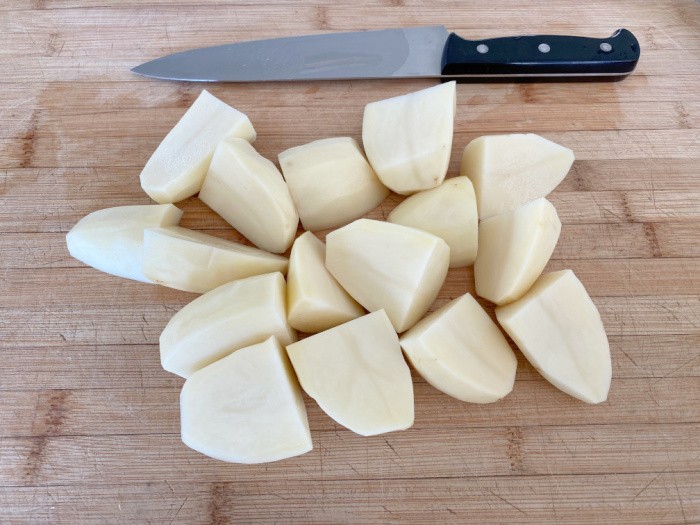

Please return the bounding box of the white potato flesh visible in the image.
[160,272,296,378]
[387,176,478,268]
[181,336,312,464]
[400,293,517,403]
[362,81,456,194]
[496,270,611,404]
[142,226,288,294]
[278,137,389,231]
[475,198,561,306]
[460,133,574,219]
[199,138,299,253]
[325,219,450,333]
[66,204,183,283]
[140,90,256,204]
[286,310,414,436]
[287,232,364,333]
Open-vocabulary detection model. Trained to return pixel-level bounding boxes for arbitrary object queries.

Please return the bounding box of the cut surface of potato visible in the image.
[496,270,611,404]
[278,137,389,231]
[461,133,574,219]
[199,138,299,253]
[475,197,561,306]
[325,219,450,332]
[142,226,288,294]
[140,90,256,203]
[181,336,312,464]
[286,310,413,436]
[400,293,517,403]
[362,81,456,194]
[66,204,183,283]
[387,176,478,268]
[287,232,364,333]
[160,272,296,378]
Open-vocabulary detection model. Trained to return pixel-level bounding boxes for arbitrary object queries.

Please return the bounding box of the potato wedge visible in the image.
[66,204,182,283]
[181,336,312,463]
[142,226,288,294]
[199,138,299,253]
[279,137,389,231]
[160,272,296,378]
[496,270,612,404]
[286,310,413,436]
[287,232,364,333]
[140,90,255,203]
[325,219,450,332]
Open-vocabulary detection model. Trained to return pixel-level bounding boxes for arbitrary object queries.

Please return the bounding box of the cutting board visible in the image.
[1,1,698,523]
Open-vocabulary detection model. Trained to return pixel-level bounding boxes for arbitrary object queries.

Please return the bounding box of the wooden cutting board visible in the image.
[1,1,698,523]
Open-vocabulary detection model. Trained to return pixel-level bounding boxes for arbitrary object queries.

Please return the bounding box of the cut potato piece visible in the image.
[66,204,183,283]
[181,336,312,464]
[286,310,413,436]
[475,198,561,306]
[461,133,574,219]
[496,270,611,404]
[287,232,364,333]
[278,137,389,231]
[199,138,299,253]
[387,176,478,268]
[362,81,456,194]
[326,219,450,332]
[400,293,517,403]
[140,90,256,203]
[142,226,288,294]
[160,272,296,378]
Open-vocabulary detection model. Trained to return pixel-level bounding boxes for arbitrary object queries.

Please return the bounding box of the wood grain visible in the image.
[0,1,698,523]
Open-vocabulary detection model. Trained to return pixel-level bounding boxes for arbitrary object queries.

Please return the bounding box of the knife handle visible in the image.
[440,29,640,81]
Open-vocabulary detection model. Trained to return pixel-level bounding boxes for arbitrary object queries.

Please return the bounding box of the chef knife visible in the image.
[131,26,639,83]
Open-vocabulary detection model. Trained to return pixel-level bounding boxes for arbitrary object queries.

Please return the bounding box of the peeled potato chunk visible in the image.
[160,272,296,378]
[400,293,517,403]
[326,219,450,332]
[140,90,256,203]
[181,336,312,464]
[278,137,389,231]
[66,204,182,283]
[199,138,299,253]
[461,133,574,219]
[142,226,288,294]
[388,176,478,268]
[362,81,456,194]
[475,198,561,306]
[496,270,611,404]
[287,232,364,333]
[286,310,414,436]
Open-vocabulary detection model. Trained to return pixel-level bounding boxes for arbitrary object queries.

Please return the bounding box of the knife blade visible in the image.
[131,26,640,83]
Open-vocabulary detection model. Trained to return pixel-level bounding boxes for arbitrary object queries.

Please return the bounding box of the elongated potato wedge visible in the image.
[461,133,574,219]
[181,336,312,464]
[388,176,478,268]
[279,137,389,231]
[496,270,612,404]
[286,310,414,436]
[140,90,256,203]
[66,204,182,283]
[199,138,299,253]
[142,226,288,294]
[400,293,517,403]
[325,219,450,332]
[287,232,364,333]
[475,198,561,306]
[362,81,456,194]
[160,272,296,378]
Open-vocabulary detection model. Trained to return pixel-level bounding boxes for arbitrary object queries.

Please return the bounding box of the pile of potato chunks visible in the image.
[67,83,612,464]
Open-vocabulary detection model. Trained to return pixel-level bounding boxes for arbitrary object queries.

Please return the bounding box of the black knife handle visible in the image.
[441,29,640,81]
